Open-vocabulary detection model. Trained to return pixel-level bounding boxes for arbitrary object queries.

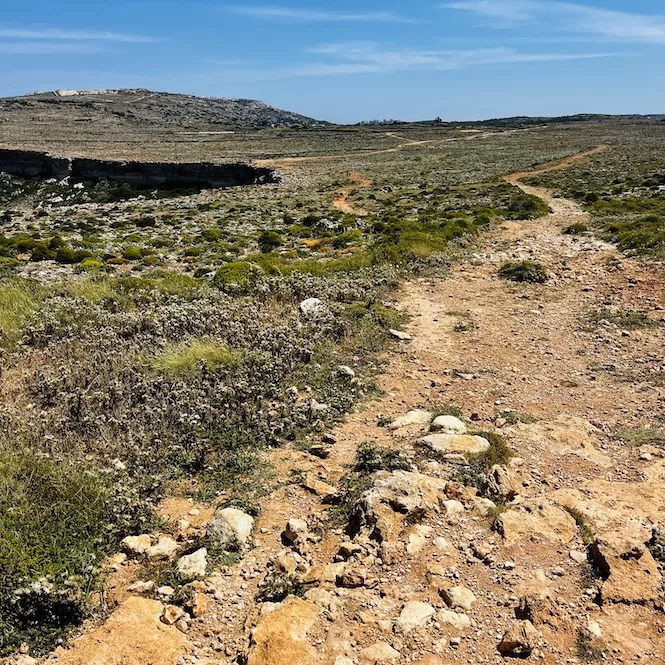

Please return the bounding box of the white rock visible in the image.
[177,547,208,580]
[127,580,154,594]
[121,534,152,556]
[433,537,450,551]
[443,500,465,515]
[474,498,497,517]
[406,525,433,554]
[420,433,490,455]
[587,621,603,638]
[359,642,400,662]
[438,608,472,630]
[334,658,356,665]
[396,601,436,632]
[299,298,327,319]
[208,507,254,550]
[570,550,587,564]
[284,518,309,544]
[146,536,180,561]
[389,409,432,430]
[442,585,476,610]
[430,415,467,435]
[389,329,412,341]
[337,365,356,378]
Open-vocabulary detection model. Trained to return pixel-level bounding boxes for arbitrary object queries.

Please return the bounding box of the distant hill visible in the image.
[0,88,327,130]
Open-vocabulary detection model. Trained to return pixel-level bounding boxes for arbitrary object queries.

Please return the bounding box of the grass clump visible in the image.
[614,428,665,447]
[498,260,548,284]
[355,443,411,475]
[453,431,514,492]
[0,449,144,655]
[563,222,588,235]
[431,404,464,419]
[589,308,659,330]
[0,279,44,344]
[503,411,538,425]
[151,339,240,376]
[257,572,305,603]
[505,194,550,220]
[564,506,595,545]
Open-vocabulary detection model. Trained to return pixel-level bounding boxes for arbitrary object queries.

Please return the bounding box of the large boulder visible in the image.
[495,500,577,545]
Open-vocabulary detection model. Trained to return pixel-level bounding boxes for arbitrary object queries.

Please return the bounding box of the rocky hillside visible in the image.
[0,88,325,131]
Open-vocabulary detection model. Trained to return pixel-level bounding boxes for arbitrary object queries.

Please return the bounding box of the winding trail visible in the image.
[332,172,372,215]
[59,146,665,665]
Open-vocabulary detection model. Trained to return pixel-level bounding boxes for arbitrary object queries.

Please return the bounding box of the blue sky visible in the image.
[1,1,664,122]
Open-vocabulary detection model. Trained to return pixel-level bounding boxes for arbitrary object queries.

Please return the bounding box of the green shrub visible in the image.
[214,261,264,290]
[79,258,104,271]
[0,279,43,344]
[355,443,411,475]
[258,231,284,253]
[122,246,144,261]
[563,222,588,235]
[257,572,305,603]
[498,260,548,284]
[505,194,550,220]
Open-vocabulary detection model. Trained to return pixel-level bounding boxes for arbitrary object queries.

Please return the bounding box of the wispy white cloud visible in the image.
[212,41,618,82]
[0,28,156,42]
[0,41,105,54]
[444,1,665,42]
[229,6,418,23]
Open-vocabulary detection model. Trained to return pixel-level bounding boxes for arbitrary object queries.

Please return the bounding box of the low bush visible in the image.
[497,260,548,284]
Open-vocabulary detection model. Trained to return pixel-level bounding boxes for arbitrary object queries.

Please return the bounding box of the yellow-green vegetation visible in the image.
[0,449,145,656]
[0,279,44,343]
[151,339,240,375]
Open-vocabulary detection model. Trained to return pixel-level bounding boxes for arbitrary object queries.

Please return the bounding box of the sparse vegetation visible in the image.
[498,260,549,284]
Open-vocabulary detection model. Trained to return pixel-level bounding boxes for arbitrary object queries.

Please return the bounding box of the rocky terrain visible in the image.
[0,117,664,665]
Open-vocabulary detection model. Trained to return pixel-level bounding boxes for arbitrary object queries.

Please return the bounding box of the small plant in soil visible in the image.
[497,260,549,284]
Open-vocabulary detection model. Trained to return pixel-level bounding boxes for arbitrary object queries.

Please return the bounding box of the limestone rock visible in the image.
[438,608,472,630]
[247,597,322,665]
[389,329,412,341]
[591,532,662,604]
[352,471,447,546]
[299,298,328,319]
[441,585,476,611]
[496,500,577,545]
[430,415,467,435]
[420,433,490,455]
[176,548,208,580]
[484,464,518,501]
[396,601,436,632]
[208,507,254,550]
[359,642,400,663]
[284,518,309,544]
[498,620,540,656]
[146,536,180,561]
[389,409,432,430]
[46,598,190,665]
[161,605,185,626]
[121,534,152,556]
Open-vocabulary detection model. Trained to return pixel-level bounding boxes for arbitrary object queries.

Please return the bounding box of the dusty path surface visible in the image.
[46,150,665,665]
[332,172,372,215]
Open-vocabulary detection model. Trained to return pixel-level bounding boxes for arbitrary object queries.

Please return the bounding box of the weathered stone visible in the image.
[304,473,340,503]
[389,329,412,341]
[430,415,467,435]
[496,500,577,545]
[146,536,180,561]
[50,598,190,665]
[420,433,490,455]
[127,580,155,594]
[247,597,322,665]
[208,507,254,550]
[484,464,518,501]
[185,592,207,618]
[299,298,327,319]
[176,548,208,580]
[389,409,432,430]
[438,608,472,630]
[396,601,436,632]
[337,565,367,589]
[591,532,662,604]
[284,518,309,544]
[121,534,152,556]
[359,642,400,663]
[161,605,185,626]
[498,620,540,656]
[441,585,476,611]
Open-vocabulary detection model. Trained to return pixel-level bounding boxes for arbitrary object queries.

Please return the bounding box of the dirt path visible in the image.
[54,149,665,665]
[255,128,528,170]
[332,172,372,215]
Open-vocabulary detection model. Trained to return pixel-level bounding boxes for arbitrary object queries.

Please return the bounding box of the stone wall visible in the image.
[0,148,276,188]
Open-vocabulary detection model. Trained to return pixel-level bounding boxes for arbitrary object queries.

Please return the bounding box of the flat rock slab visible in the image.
[46,598,190,665]
[247,597,322,665]
[496,499,577,545]
[420,433,490,455]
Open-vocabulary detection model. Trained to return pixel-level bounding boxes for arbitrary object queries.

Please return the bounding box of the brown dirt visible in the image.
[332,172,372,215]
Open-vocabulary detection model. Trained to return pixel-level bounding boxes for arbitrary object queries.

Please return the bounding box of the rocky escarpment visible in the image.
[0,148,277,189]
